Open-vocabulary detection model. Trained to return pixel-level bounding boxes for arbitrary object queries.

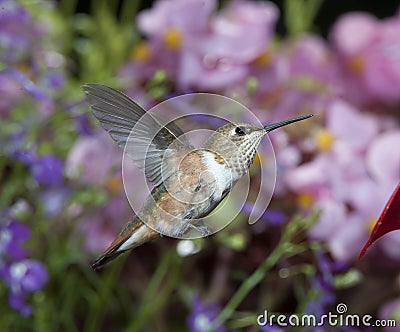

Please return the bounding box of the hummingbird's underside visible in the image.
[82,84,313,270]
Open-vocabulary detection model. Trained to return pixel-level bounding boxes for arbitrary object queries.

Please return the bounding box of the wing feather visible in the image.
[82,84,193,186]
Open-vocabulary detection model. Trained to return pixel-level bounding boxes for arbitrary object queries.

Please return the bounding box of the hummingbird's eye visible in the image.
[235,127,246,136]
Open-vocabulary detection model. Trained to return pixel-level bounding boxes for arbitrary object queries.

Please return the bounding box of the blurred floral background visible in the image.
[1,0,400,331]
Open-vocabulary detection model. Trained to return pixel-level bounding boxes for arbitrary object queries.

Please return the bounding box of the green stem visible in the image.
[212,213,319,330]
[83,258,126,332]
[212,240,290,329]
[119,0,141,27]
[284,0,323,37]
[124,249,182,332]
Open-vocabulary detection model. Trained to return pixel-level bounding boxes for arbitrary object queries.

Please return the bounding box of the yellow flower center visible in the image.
[132,42,152,63]
[163,28,182,51]
[297,192,314,209]
[105,175,122,195]
[348,55,365,74]
[254,49,272,67]
[16,64,34,80]
[315,128,335,152]
[367,218,378,233]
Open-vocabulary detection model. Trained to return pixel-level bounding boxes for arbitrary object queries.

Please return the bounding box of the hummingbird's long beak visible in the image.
[264,114,314,132]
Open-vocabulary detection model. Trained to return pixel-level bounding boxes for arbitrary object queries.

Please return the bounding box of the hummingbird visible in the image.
[82,84,313,270]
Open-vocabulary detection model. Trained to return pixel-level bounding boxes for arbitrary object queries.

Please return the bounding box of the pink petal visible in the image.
[308,198,347,241]
[359,183,400,259]
[212,0,278,61]
[326,99,378,151]
[366,131,400,184]
[137,0,216,37]
[284,155,329,192]
[329,214,368,262]
[330,13,378,56]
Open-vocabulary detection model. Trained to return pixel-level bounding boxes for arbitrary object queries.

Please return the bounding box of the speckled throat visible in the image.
[202,123,266,180]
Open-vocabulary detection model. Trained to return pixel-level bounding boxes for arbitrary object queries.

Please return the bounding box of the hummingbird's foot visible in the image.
[188,221,212,237]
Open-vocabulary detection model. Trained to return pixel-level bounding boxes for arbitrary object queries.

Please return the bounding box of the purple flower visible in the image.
[260,209,286,226]
[7,141,64,187]
[187,295,227,332]
[305,252,336,317]
[0,220,30,261]
[379,298,400,332]
[261,324,286,332]
[76,114,93,136]
[39,188,70,217]
[0,0,66,117]
[8,292,33,317]
[0,1,44,63]
[4,68,53,114]
[331,11,400,106]
[0,220,48,317]
[0,73,24,117]
[243,203,286,233]
[40,71,65,91]
[30,154,64,187]
[2,259,48,317]
[6,260,48,292]
[12,149,37,165]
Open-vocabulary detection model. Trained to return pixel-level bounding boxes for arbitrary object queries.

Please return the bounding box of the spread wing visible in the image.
[82,84,193,186]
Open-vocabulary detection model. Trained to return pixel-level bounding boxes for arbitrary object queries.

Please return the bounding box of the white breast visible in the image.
[201,151,233,199]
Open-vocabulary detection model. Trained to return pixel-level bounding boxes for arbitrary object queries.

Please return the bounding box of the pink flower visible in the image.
[289,167,368,261]
[327,211,368,262]
[213,0,278,62]
[343,132,400,261]
[286,100,376,195]
[359,132,400,260]
[68,134,149,253]
[350,131,400,218]
[123,0,279,91]
[285,99,400,261]
[179,0,278,89]
[331,11,400,106]
[250,35,338,120]
[359,183,400,260]
[326,99,378,151]
[137,0,215,38]
[65,131,122,186]
[366,131,400,185]
[124,0,216,84]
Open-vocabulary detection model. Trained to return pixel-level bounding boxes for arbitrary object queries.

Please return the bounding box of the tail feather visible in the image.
[91,217,143,271]
[91,247,126,271]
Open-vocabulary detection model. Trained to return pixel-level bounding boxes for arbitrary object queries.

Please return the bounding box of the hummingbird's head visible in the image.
[202,114,313,178]
[203,122,266,178]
